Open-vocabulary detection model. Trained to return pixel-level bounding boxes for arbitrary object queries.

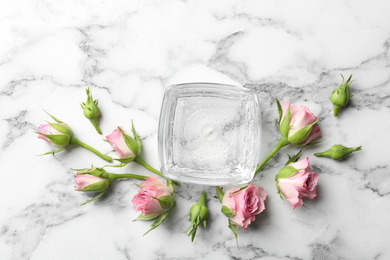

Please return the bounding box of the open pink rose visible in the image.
[132,176,173,217]
[106,127,135,159]
[222,184,267,229]
[75,174,109,192]
[280,101,321,145]
[277,157,319,209]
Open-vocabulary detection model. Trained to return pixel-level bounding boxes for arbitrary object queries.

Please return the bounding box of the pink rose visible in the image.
[280,101,321,145]
[75,173,109,192]
[37,123,71,147]
[132,176,173,218]
[276,157,319,209]
[221,184,267,229]
[106,127,140,163]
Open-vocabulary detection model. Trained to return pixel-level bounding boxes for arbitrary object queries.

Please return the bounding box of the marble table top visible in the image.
[1,0,390,259]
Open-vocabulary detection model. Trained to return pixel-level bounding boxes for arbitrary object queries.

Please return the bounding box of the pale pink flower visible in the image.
[280,101,321,145]
[222,184,267,229]
[106,127,135,159]
[277,157,319,209]
[132,176,173,217]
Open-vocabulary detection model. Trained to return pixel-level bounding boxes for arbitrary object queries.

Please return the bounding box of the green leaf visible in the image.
[80,190,106,206]
[134,213,159,221]
[221,206,235,218]
[279,104,291,137]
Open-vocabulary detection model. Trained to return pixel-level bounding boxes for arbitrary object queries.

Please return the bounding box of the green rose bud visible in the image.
[315,144,362,160]
[184,191,209,242]
[330,74,353,117]
[81,87,102,134]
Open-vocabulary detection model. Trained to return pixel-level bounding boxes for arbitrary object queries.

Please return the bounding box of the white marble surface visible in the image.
[1,0,390,259]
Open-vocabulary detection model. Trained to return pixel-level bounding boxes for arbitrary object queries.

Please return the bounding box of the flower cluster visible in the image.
[36,78,361,247]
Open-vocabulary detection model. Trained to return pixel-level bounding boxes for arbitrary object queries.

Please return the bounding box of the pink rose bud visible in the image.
[75,168,110,192]
[37,114,72,150]
[221,184,267,230]
[279,101,321,145]
[132,176,174,220]
[106,126,140,164]
[276,157,319,209]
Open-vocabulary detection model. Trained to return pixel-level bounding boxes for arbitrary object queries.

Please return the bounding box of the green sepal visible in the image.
[108,162,127,168]
[284,148,304,166]
[276,181,284,201]
[80,190,106,206]
[114,157,136,164]
[119,127,140,156]
[277,166,299,179]
[76,180,110,192]
[144,201,175,236]
[152,195,174,210]
[39,133,71,147]
[76,167,108,178]
[48,122,72,136]
[288,120,317,145]
[221,206,235,218]
[216,186,224,203]
[279,104,291,137]
[166,179,174,191]
[228,219,239,249]
[232,185,249,195]
[37,147,64,156]
[131,120,142,148]
[276,99,283,126]
[44,110,64,124]
[134,213,159,221]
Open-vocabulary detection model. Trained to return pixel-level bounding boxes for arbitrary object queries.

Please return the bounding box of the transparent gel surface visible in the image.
[158,83,261,185]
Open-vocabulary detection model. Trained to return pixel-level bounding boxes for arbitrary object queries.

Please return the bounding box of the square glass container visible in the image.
[158,83,261,186]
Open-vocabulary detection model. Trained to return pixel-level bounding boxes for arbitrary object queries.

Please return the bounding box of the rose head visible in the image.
[276,157,319,209]
[279,101,321,146]
[132,176,174,219]
[37,122,72,148]
[106,127,140,163]
[75,168,110,192]
[221,184,267,229]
